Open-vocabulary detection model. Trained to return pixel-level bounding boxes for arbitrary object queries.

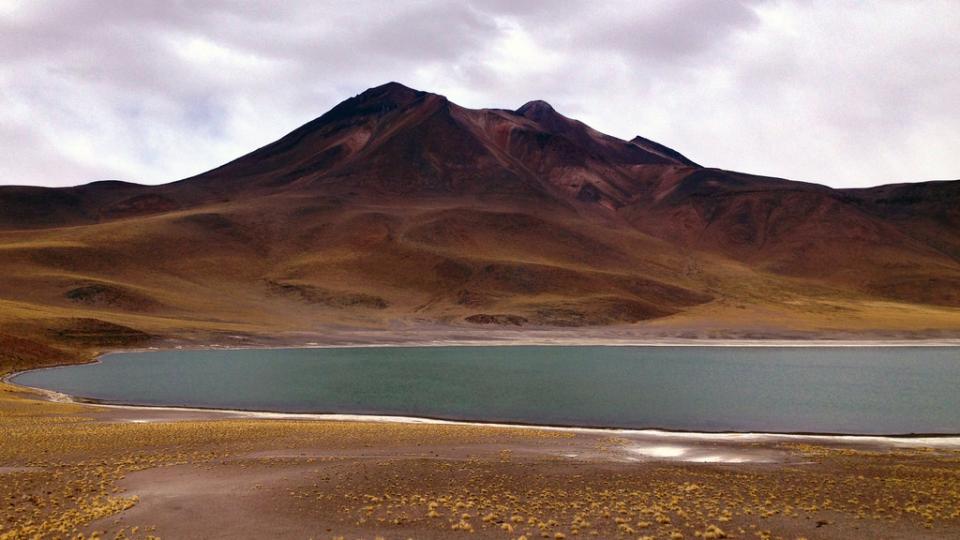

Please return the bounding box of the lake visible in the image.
[12,346,960,435]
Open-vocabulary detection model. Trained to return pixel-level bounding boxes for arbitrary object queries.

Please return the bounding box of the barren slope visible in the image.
[1,82,958,364]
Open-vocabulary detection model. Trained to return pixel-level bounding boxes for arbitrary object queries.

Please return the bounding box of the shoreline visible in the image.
[73,401,960,447]
[7,338,960,447]
[135,337,960,351]
[8,371,960,447]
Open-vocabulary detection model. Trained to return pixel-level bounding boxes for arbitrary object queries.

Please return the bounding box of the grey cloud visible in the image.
[0,0,958,188]
[537,0,765,62]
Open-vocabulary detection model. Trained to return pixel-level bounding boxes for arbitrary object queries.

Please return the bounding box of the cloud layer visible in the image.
[1,0,958,188]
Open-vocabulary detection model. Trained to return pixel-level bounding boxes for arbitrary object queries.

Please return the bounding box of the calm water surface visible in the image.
[13,346,960,435]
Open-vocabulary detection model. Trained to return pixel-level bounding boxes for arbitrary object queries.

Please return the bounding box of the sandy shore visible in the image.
[38,397,960,448]
[1,377,960,539]
[139,335,960,349]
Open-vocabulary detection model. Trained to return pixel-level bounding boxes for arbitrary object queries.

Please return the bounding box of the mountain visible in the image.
[1,82,958,365]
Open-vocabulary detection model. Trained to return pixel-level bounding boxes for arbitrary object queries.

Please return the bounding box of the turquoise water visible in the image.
[12,346,960,435]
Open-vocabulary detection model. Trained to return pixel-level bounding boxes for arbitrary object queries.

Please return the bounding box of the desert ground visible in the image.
[2,365,960,540]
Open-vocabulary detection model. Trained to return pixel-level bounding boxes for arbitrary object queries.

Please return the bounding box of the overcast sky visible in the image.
[1,0,958,189]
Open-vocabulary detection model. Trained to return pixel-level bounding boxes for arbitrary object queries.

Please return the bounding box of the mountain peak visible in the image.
[313,82,435,127]
[516,100,558,119]
[355,81,427,106]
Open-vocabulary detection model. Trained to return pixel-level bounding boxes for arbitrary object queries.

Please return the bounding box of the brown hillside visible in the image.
[1,82,958,352]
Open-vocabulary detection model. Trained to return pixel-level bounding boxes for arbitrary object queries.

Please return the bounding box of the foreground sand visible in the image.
[2,381,960,540]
